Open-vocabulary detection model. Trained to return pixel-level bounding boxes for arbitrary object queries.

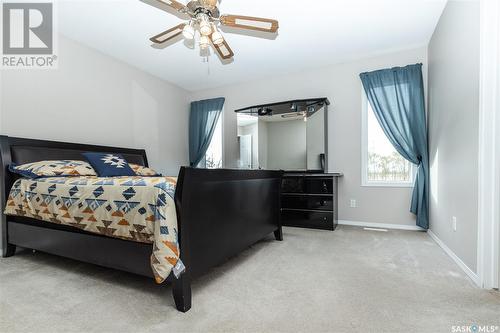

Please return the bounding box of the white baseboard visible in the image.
[338,220,425,231]
[427,229,480,286]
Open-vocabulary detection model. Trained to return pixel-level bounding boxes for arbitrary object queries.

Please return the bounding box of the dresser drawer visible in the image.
[281,195,333,211]
[282,177,334,194]
[281,210,334,230]
[305,178,333,194]
[282,177,305,193]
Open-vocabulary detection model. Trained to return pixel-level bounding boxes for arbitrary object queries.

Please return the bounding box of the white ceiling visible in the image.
[58,0,447,92]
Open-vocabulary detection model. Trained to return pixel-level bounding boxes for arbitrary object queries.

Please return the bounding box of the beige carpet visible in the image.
[0,225,499,333]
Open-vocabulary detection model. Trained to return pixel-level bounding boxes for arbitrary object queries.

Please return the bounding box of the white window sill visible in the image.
[361,182,414,188]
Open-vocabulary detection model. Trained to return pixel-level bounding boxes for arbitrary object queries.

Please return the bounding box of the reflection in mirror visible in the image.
[266,115,306,170]
[236,99,328,171]
[237,114,258,169]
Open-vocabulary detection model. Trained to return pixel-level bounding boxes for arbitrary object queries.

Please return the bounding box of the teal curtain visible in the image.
[360,64,429,229]
[189,97,225,167]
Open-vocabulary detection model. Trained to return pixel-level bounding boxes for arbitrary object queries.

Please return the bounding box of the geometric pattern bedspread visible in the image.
[4,176,180,283]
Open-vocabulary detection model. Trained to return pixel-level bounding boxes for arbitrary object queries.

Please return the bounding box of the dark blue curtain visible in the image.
[189,97,225,167]
[360,64,429,229]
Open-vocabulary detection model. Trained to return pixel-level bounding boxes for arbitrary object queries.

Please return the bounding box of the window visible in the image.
[361,90,415,187]
[199,112,223,169]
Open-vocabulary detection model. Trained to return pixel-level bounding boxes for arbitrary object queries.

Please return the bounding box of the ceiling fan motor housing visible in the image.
[187,0,220,18]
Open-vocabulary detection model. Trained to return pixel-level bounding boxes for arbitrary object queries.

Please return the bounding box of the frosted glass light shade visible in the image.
[200,21,212,36]
[211,31,224,45]
[182,24,195,39]
[200,35,210,49]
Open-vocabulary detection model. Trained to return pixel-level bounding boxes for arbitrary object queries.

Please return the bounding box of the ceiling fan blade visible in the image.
[154,0,188,13]
[150,23,186,44]
[211,37,234,60]
[220,14,279,33]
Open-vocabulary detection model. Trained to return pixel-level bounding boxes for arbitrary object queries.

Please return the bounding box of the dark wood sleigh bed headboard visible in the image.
[0,135,148,184]
[0,135,148,167]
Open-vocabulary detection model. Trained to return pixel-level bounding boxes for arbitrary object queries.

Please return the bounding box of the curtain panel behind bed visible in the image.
[189,97,225,167]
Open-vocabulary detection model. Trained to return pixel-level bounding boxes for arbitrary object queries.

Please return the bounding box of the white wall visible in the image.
[191,47,428,226]
[0,35,190,176]
[428,1,480,272]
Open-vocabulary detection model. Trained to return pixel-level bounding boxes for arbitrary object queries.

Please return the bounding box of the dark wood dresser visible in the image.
[281,172,343,231]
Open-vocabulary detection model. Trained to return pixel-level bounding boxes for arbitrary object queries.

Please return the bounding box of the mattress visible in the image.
[4,175,180,283]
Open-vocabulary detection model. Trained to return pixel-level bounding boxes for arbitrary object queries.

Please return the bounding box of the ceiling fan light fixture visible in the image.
[147,0,280,61]
[182,21,195,39]
[199,35,210,49]
[211,31,224,45]
[200,23,212,36]
[199,19,212,36]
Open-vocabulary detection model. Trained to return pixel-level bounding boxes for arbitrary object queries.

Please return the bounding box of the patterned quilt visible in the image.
[4,176,180,283]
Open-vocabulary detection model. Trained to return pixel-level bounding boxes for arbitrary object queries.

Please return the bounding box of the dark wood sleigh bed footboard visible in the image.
[0,136,283,312]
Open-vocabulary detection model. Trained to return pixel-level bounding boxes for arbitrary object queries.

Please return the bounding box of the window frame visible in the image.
[361,88,416,188]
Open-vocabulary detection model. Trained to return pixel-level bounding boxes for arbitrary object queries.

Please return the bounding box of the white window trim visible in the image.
[361,88,416,188]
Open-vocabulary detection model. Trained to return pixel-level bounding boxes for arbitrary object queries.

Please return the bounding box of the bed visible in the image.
[0,135,283,312]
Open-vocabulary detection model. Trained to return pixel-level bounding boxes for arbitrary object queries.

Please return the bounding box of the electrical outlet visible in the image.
[452,216,457,232]
[350,199,357,208]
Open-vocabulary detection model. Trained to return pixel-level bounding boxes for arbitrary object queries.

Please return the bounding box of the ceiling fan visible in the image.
[148,0,279,60]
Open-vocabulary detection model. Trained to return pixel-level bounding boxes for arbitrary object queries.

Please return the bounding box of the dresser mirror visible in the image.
[235,98,329,171]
